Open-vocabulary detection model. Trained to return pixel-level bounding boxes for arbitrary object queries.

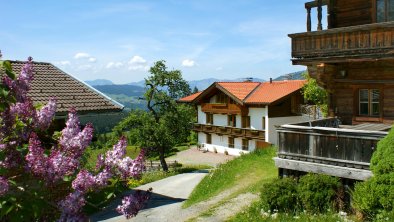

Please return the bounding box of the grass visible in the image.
[183,147,277,208]
[228,201,353,222]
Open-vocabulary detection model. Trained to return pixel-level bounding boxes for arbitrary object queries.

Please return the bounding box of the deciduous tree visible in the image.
[115,60,194,171]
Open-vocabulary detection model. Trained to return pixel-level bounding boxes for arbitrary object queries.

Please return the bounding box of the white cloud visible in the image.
[106,62,124,69]
[88,57,97,62]
[128,55,149,71]
[182,59,195,67]
[129,55,147,64]
[74,52,91,59]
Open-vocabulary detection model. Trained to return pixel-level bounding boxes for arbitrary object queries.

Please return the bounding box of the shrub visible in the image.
[352,128,394,220]
[297,174,340,214]
[224,150,228,155]
[260,177,299,213]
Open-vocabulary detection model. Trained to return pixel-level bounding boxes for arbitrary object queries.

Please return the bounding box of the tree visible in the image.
[192,86,199,94]
[301,72,328,117]
[0,56,148,220]
[115,60,194,171]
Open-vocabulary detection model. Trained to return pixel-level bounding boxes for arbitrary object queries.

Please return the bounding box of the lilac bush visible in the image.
[0,56,150,220]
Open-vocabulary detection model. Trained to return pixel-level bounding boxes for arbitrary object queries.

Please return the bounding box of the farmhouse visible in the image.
[0,60,124,132]
[275,0,394,181]
[180,80,306,156]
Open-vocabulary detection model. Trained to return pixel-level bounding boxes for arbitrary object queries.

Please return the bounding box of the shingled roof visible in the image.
[0,60,124,114]
[180,80,307,105]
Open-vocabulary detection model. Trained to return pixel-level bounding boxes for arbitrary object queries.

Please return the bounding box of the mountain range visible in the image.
[86,71,305,110]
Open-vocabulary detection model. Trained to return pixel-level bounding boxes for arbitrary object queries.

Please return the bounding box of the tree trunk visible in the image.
[158,146,168,171]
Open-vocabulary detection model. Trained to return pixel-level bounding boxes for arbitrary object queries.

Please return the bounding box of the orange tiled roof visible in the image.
[244,80,307,104]
[178,92,202,102]
[0,61,124,113]
[179,80,306,105]
[217,82,261,101]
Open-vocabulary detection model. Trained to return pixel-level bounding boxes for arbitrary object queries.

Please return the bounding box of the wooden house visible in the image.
[179,80,306,156]
[275,0,394,181]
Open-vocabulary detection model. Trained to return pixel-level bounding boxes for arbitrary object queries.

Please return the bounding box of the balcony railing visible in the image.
[275,118,390,180]
[201,103,247,115]
[289,22,394,63]
[193,123,265,140]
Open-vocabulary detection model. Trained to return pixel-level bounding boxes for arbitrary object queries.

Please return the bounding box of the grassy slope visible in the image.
[183,148,277,208]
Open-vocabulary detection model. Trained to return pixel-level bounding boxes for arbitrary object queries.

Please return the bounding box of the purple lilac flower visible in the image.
[48,150,79,181]
[72,170,96,193]
[14,57,34,103]
[94,168,112,187]
[0,176,9,196]
[26,133,48,178]
[105,137,127,167]
[36,97,57,130]
[116,189,152,219]
[59,109,93,159]
[95,154,105,170]
[58,190,87,222]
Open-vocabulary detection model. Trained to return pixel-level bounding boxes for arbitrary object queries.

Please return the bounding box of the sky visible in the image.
[1,0,319,84]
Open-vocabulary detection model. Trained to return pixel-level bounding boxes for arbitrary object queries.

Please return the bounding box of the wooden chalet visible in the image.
[180,80,306,156]
[275,0,394,181]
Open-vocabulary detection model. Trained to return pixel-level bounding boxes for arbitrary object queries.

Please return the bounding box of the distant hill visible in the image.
[85,79,114,86]
[274,71,306,81]
[189,77,265,91]
[92,85,145,97]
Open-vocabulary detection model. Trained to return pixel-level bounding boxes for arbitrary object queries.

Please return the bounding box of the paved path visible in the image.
[166,147,235,167]
[90,170,209,222]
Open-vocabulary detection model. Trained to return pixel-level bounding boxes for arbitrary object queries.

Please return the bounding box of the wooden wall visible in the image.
[330,0,373,28]
[318,61,394,124]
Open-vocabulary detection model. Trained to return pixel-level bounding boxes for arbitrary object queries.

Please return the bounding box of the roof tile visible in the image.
[0,61,123,113]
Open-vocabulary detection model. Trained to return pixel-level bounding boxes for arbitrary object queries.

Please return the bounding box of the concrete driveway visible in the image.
[90,170,209,222]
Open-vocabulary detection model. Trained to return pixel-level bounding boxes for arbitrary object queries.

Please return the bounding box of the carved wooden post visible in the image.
[306,6,311,32]
[317,0,323,30]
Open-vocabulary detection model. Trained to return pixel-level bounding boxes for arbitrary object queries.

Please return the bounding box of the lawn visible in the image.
[183,147,277,208]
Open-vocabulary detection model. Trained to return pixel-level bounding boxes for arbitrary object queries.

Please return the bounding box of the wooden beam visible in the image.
[305,0,328,8]
[274,157,373,180]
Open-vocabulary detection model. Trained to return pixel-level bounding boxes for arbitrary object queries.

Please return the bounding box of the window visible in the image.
[228,115,236,127]
[228,137,234,148]
[241,116,250,128]
[262,117,266,130]
[206,134,212,144]
[206,113,213,124]
[242,139,249,151]
[377,0,394,22]
[359,89,380,116]
[216,92,227,104]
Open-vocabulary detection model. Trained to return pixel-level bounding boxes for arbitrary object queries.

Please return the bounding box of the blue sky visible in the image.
[1,0,315,84]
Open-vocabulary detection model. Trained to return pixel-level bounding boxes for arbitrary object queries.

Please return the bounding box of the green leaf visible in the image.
[106,192,115,199]
[5,69,16,79]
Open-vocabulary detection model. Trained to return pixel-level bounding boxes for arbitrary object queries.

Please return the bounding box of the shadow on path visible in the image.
[91,191,186,221]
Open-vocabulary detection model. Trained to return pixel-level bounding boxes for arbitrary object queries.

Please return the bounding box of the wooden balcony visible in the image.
[201,103,247,115]
[274,118,390,180]
[193,123,265,140]
[289,22,394,64]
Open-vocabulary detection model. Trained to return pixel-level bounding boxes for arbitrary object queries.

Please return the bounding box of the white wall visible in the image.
[267,116,304,145]
[249,107,266,130]
[236,114,241,128]
[198,132,259,156]
[213,114,227,126]
[197,105,205,124]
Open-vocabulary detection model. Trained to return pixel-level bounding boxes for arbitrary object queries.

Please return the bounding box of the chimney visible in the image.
[270,78,272,84]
